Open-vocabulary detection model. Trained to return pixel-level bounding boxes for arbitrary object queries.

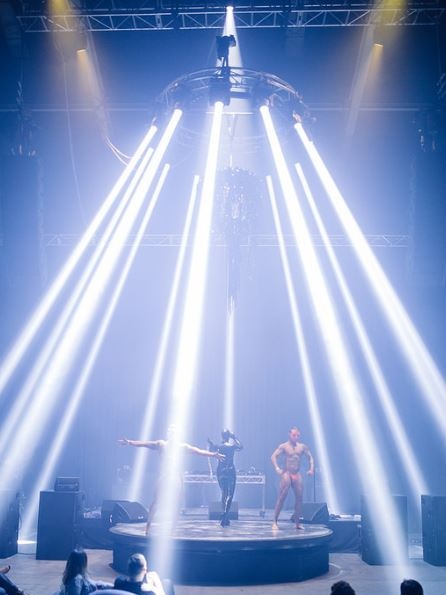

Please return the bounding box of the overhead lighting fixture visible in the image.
[251,79,274,109]
[209,75,232,106]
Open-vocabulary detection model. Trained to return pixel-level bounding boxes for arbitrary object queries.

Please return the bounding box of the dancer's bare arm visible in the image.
[118,438,164,449]
[185,443,225,460]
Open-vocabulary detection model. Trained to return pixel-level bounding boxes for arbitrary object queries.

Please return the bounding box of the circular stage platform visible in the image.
[110,519,332,585]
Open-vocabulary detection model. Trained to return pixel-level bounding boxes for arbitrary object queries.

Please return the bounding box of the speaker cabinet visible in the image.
[422,495,446,566]
[290,502,329,524]
[208,501,239,520]
[101,499,129,526]
[36,491,84,560]
[0,491,20,557]
[111,501,148,524]
[361,494,408,565]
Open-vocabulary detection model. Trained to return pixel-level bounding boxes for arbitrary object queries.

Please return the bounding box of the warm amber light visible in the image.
[48,0,72,16]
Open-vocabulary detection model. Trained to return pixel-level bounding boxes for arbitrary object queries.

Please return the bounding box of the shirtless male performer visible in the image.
[118,425,224,533]
[271,426,314,530]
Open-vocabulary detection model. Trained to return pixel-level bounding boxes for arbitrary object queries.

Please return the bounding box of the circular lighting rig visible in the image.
[157,67,305,112]
[153,67,310,150]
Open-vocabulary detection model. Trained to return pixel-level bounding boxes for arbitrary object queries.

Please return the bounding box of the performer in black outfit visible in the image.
[208,429,243,527]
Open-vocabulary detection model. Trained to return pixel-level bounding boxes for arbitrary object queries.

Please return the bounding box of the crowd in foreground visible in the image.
[0,550,425,595]
[0,549,172,595]
[330,578,424,595]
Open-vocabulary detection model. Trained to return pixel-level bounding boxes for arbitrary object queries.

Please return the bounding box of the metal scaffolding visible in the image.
[33,233,410,248]
[17,4,445,32]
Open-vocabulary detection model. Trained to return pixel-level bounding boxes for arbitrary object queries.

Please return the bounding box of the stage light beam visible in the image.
[128,174,201,502]
[267,175,340,513]
[0,111,182,499]
[171,102,224,410]
[0,144,155,457]
[0,125,157,397]
[21,164,171,537]
[295,162,428,504]
[151,102,224,579]
[261,104,408,567]
[223,5,242,68]
[294,122,446,437]
[224,309,235,431]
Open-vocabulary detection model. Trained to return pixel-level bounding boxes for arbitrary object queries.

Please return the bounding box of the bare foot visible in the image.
[295,524,304,530]
[272,522,279,531]
[0,565,11,575]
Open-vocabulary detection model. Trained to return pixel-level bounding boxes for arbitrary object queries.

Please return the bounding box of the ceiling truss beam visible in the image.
[17,7,445,32]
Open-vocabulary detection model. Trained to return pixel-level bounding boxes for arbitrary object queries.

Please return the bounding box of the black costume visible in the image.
[208,430,243,526]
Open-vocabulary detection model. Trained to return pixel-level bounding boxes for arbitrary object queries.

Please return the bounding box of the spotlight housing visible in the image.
[169,82,192,110]
[209,75,231,106]
[251,79,275,108]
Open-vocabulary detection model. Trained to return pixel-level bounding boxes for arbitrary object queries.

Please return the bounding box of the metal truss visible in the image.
[39,233,410,248]
[17,6,445,32]
[183,473,265,484]
[0,102,432,114]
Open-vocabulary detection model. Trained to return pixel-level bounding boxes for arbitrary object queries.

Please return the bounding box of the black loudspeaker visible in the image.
[101,500,129,526]
[0,491,20,558]
[302,502,329,524]
[36,491,84,560]
[208,501,239,520]
[111,501,148,524]
[361,495,408,565]
[422,495,446,566]
[290,502,329,524]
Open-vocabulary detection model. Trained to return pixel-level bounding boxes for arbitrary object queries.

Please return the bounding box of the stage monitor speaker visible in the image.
[290,502,329,524]
[208,501,239,520]
[361,494,408,565]
[302,502,329,524]
[101,499,129,526]
[111,501,148,525]
[0,491,20,558]
[422,495,446,566]
[36,491,84,560]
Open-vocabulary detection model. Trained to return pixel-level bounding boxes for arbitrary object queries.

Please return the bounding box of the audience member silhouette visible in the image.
[330,580,356,595]
[59,549,112,595]
[114,554,174,595]
[401,579,423,595]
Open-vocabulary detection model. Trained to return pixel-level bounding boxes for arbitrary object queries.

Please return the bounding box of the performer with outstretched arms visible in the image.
[271,426,314,530]
[119,424,224,534]
[207,429,243,526]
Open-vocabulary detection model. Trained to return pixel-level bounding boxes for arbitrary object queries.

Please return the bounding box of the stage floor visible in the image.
[110,519,332,584]
[110,518,332,541]
[80,508,360,553]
